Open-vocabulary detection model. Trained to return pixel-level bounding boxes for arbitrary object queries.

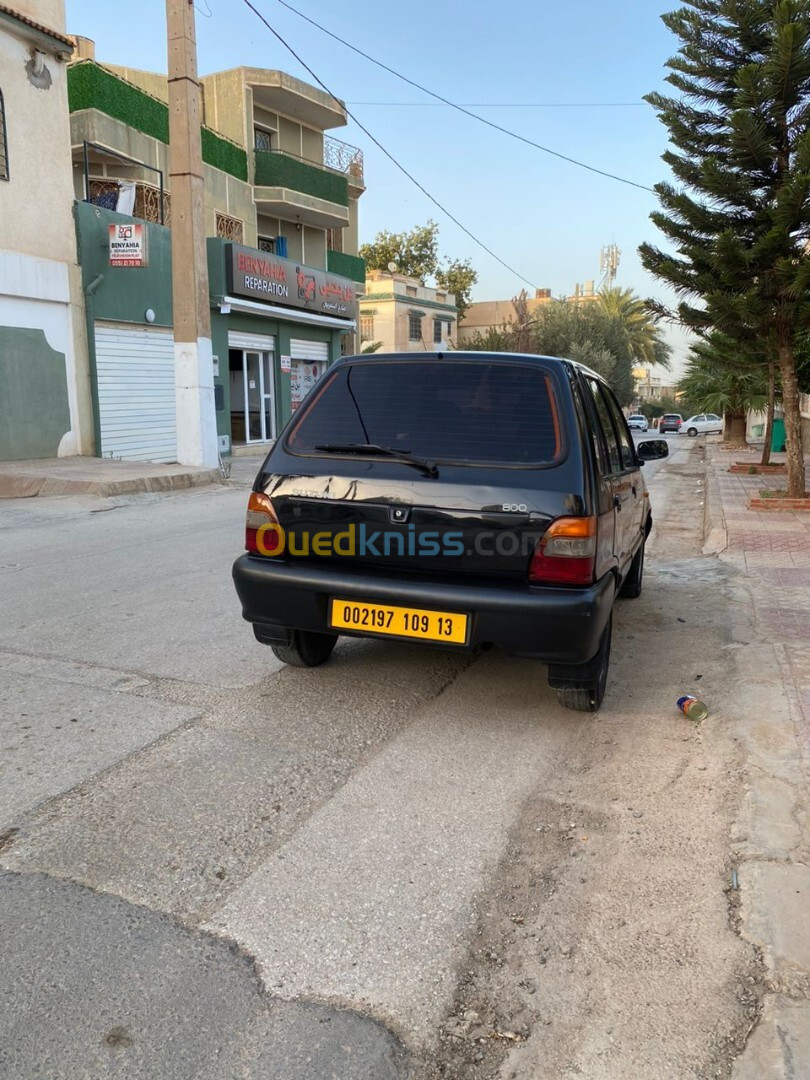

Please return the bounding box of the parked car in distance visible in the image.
[659,413,683,433]
[627,414,648,431]
[681,413,724,436]
[233,352,669,712]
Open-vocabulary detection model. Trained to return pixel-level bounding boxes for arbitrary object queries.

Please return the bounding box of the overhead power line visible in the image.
[346,101,646,109]
[272,0,654,194]
[240,0,539,291]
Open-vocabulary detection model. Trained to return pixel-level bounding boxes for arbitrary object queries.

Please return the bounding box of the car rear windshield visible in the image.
[663,414,681,420]
[286,360,563,466]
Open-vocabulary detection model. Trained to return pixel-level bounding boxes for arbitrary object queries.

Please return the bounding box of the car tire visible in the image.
[548,612,612,713]
[271,629,338,668]
[687,427,698,437]
[619,540,644,599]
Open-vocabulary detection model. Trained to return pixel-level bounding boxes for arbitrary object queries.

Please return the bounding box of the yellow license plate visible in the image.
[329,599,469,644]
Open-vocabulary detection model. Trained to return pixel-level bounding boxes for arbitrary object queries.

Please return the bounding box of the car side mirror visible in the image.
[636,439,669,462]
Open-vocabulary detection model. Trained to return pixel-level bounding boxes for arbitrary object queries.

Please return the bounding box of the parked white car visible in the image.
[627,414,649,431]
[681,413,724,436]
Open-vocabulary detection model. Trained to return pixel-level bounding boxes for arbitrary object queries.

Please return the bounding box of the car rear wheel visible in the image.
[619,540,644,599]
[271,629,338,668]
[548,612,612,713]
[687,427,698,437]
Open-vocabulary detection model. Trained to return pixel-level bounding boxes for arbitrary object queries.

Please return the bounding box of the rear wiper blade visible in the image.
[314,443,439,477]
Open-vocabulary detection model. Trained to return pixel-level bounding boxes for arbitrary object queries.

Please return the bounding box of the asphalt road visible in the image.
[0,435,756,1079]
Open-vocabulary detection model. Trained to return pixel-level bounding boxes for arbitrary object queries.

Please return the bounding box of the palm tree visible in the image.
[598,287,669,368]
[678,335,767,447]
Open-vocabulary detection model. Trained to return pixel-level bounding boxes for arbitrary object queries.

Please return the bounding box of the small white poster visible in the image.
[108,223,147,267]
[280,355,292,373]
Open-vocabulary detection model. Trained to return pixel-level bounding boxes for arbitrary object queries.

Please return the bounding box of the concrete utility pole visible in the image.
[166,0,218,467]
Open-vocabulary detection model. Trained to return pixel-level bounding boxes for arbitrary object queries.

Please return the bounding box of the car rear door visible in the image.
[582,376,643,573]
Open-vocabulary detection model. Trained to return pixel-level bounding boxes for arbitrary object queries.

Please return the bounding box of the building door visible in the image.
[94,323,177,462]
[228,332,276,445]
[289,338,329,412]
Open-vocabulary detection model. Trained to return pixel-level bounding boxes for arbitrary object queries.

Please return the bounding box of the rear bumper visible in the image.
[232,555,615,664]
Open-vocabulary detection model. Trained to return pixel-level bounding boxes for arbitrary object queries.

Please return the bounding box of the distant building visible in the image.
[633,368,678,405]
[67,45,366,458]
[360,269,457,352]
[458,282,598,344]
[0,1,92,461]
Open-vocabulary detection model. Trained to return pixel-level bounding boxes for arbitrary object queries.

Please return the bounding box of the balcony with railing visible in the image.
[253,141,359,230]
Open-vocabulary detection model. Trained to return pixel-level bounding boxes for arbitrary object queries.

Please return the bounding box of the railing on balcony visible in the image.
[324,135,364,186]
[87,178,171,227]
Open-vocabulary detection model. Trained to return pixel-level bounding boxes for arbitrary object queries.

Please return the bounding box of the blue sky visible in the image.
[65,0,689,371]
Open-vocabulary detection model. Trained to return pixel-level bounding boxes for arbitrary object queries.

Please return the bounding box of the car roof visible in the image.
[336,350,599,377]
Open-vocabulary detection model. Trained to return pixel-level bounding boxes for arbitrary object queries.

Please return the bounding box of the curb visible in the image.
[702,448,728,555]
[0,468,224,500]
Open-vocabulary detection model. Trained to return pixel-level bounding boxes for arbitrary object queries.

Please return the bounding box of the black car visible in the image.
[233,352,668,711]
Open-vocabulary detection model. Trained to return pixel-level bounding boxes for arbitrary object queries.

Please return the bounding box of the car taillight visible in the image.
[528,516,597,586]
[245,492,283,555]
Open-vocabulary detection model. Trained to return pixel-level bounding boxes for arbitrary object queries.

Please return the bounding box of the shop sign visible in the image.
[226,243,356,319]
[109,224,147,267]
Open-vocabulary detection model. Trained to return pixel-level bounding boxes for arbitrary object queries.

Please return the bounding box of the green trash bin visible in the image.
[771,418,786,453]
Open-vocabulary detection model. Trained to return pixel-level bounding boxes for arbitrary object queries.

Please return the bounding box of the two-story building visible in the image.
[0,1,93,461]
[67,44,366,460]
[360,269,457,352]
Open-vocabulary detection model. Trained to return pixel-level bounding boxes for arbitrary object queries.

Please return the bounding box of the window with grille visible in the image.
[408,314,422,341]
[360,315,374,341]
[326,227,344,252]
[433,319,444,343]
[0,90,9,180]
[216,213,244,243]
[254,127,274,151]
[258,236,275,253]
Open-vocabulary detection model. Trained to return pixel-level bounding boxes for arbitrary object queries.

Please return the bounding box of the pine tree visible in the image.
[641,0,810,496]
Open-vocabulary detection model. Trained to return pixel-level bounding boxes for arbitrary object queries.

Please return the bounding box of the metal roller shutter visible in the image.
[95,323,177,463]
[290,338,329,362]
[228,331,275,351]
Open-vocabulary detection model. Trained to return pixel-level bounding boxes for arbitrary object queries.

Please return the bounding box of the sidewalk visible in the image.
[0,457,224,499]
[706,446,810,1077]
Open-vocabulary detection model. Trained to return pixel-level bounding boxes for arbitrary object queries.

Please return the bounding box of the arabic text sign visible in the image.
[109,224,147,268]
[226,243,356,319]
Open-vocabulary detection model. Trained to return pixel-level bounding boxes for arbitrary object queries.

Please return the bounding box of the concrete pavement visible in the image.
[0,456,224,498]
[703,448,810,1078]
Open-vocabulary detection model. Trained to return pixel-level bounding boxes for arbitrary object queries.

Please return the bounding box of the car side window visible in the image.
[603,387,636,470]
[576,377,609,475]
[586,377,621,473]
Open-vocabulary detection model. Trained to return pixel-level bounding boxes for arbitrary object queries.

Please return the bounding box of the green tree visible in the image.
[677,333,768,445]
[640,0,810,496]
[359,221,479,320]
[597,287,671,368]
[465,298,638,405]
[435,259,477,320]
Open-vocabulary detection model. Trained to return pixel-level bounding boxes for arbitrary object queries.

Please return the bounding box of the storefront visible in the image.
[75,204,357,463]
[209,240,357,454]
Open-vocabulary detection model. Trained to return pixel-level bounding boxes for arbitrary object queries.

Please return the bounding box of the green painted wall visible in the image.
[0,328,70,460]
